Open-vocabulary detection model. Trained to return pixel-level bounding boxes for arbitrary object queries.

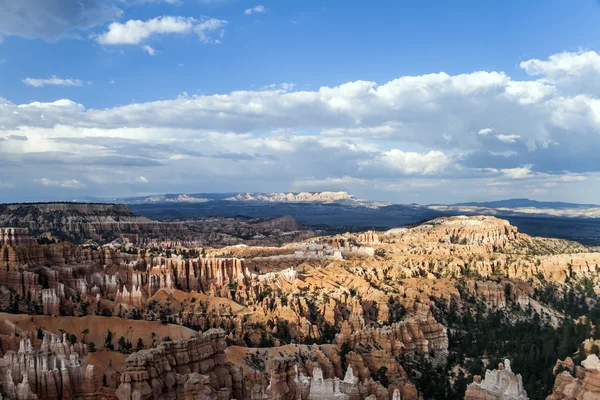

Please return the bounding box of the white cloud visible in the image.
[245,5,267,15]
[137,176,150,183]
[61,179,86,188]
[4,50,600,202]
[521,50,600,96]
[500,165,534,179]
[143,45,157,56]
[261,83,295,92]
[95,16,227,46]
[34,178,85,188]
[22,76,84,88]
[495,134,520,143]
[360,149,451,175]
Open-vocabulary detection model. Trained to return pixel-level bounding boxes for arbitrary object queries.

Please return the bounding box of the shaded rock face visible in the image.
[250,216,306,231]
[115,330,236,400]
[0,333,100,400]
[465,360,528,400]
[0,203,189,244]
[546,354,600,400]
[0,228,35,247]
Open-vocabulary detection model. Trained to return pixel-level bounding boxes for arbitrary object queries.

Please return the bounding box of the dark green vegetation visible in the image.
[419,280,600,400]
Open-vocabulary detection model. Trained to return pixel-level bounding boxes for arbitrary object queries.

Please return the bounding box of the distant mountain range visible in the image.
[11,193,600,245]
[76,191,361,205]
[452,198,599,209]
[76,192,599,212]
[75,191,393,208]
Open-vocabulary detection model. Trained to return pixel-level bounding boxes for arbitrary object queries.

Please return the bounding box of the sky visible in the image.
[2,0,600,204]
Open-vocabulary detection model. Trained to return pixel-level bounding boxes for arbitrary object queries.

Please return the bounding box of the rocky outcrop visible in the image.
[335,311,448,363]
[546,354,600,400]
[0,333,99,400]
[115,330,236,400]
[465,359,528,400]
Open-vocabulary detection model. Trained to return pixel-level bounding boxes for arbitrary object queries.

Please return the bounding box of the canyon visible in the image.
[0,204,598,399]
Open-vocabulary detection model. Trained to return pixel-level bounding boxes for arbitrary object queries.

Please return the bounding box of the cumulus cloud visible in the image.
[495,134,520,143]
[2,50,600,202]
[245,5,267,15]
[137,176,150,183]
[0,0,122,41]
[360,149,451,175]
[521,50,600,96]
[95,16,227,47]
[22,76,84,88]
[500,165,534,179]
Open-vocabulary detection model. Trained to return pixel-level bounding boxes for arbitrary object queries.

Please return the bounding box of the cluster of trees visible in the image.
[103,330,145,353]
[435,303,598,400]
[3,292,43,315]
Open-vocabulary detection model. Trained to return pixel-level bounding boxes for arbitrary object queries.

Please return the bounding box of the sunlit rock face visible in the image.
[546,354,600,400]
[465,360,528,400]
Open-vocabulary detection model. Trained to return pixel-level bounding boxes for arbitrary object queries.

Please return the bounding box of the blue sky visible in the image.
[2,0,600,203]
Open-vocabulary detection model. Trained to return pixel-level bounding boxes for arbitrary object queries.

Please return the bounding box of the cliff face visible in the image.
[0,203,188,244]
[115,330,236,400]
[546,354,600,400]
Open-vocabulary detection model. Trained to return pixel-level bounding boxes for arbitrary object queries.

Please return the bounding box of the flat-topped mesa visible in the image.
[0,228,35,247]
[465,359,528,400]
[115,330,237,400]
[226,191,354,203]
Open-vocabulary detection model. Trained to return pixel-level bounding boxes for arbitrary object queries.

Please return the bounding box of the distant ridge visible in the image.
[76,191,360,205]
[453,198,599,210]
